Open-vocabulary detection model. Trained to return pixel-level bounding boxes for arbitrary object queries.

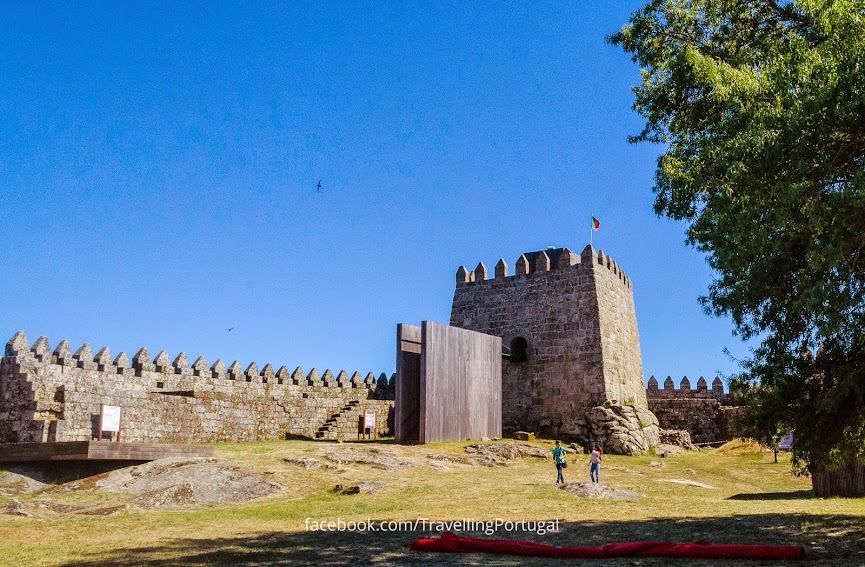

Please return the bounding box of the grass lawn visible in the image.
[1,439,863,566]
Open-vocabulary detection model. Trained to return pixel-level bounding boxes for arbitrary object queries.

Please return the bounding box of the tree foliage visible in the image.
[610,0,865,472]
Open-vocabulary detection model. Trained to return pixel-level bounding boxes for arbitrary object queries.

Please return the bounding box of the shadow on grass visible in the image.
[727,490,815,501]
[2,461,147,485]
[57,513,865,566]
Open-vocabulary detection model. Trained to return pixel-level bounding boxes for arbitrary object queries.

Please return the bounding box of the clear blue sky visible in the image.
[0,2,750,385]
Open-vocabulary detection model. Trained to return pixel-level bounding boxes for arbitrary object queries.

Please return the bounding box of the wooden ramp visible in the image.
[0,441,214,463]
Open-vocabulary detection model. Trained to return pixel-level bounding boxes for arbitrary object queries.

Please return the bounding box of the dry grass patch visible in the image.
[0,438,862,566]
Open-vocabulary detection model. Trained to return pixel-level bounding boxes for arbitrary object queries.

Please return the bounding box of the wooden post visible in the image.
[811,458,865,497]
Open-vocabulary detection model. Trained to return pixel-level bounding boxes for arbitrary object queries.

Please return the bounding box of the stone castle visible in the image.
[451,245,646,439]
[1,243,739,448]
[0,333,393,444]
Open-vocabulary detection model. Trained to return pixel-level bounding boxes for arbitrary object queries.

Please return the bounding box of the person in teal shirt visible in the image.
[551,440,567,485]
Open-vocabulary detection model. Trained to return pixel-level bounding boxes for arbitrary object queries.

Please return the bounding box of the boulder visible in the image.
[587,403,661,455]
[513,431,535,441]
[655,443,686,457]
[336,481,390,495]
[659,428,699,451]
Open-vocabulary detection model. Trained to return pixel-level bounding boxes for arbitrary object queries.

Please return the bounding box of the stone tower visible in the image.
[450,245,646,438]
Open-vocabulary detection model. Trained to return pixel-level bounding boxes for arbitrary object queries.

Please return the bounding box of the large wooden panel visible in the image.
[395,324,422,443]
[420,321,501,443]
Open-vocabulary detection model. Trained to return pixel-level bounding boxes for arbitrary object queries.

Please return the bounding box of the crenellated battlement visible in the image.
[1,331,395,444]
[646,375,731,400]
[4,331,393,391]
[645,374,741,444]
[455,245,632,290]
[451,244,644,438]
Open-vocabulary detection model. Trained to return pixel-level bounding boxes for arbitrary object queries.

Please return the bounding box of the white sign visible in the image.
[364,410,376,429]
[101,405,122,433]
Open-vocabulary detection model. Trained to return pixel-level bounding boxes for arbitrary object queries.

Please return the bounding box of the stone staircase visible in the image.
[315,400,362,440]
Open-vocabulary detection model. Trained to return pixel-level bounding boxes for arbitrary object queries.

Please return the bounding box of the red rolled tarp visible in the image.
[410,531,805,560]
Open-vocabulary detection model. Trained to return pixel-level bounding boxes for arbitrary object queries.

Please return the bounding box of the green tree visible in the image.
[610,0,865,491]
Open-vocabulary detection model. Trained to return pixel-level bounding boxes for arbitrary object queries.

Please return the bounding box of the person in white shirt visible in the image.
[589,445,602,484]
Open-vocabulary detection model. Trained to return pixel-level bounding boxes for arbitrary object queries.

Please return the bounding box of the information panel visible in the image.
[364,410,376,429]
[101,405,122,433]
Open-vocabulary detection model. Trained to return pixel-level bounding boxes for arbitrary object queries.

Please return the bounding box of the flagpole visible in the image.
[590,215,593,247]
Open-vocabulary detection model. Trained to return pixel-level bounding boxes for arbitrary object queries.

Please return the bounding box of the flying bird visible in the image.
[227,327,234,332]
[316,179,322,192]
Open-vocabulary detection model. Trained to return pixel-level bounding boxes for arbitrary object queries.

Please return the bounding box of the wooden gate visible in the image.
[395,321,501,443]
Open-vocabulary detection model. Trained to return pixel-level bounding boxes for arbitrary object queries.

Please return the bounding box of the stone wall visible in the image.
[0,332,394,444]
[646,375,741,444]
[450,245,646,439]
[594,251,645,406]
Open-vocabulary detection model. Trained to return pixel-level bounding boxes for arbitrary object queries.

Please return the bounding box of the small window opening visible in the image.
[510,337,528,363]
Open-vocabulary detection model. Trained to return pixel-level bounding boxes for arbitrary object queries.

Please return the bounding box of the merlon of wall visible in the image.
[646,375,731,401]
[4,331,396,391]
[2,331,396,444]
[455,245,632,289]
[646,375,742,444]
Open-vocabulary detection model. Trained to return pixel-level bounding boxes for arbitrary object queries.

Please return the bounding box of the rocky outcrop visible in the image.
[587,402,660,455]
[94,457,283,504]
[322,450,415,472]
[559,482,643,501]
[659,428,699,451]
[464,442,548,460]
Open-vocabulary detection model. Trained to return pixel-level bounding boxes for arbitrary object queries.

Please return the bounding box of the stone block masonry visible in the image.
[450,245,646,439]
[646,375,742,444]
[0,332,394,444]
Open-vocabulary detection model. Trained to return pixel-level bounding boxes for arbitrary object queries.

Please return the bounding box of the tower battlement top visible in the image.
[455,245,631,289]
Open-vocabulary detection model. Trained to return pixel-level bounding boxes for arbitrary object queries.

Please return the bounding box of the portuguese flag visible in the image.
[592,216,601,231]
